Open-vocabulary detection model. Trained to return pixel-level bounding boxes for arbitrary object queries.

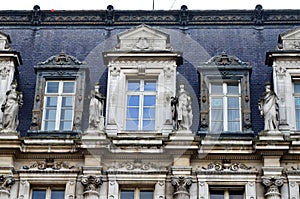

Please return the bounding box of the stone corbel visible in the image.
[171,176,192,199]
[262,176,285,199]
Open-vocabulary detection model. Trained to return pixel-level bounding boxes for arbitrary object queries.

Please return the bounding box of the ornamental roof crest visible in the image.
[38,51,83,66]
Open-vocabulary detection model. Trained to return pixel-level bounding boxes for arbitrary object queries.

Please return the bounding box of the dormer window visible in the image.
[198,52,252,134]
[103,24,182,137]
[29,52,88,134]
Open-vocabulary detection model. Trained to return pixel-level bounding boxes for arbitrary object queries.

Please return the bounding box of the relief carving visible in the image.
[81,175,102,193]
[262,176,285,199]
[201,160,255,172]
[0,64,10,78]
[171,176,192,199]
[0,175,15,192]
[38,51,82,65]
[23,159,75,170]
[114,159,157,170]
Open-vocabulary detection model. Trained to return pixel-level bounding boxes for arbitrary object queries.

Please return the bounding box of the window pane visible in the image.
[32,189,46,199]
[227,83,239,94]
[211,110,223,121]
[59,121,72,130]
[143,108,155,119]
[44,121,55,130]
[63,82,75,93]
[120,190,134,199]
[211,122,223,132]
[143,120,155,130]
[295,98,300,108]
[144,96,156,106]
[126,120,139,131]
[128,81,140,91]
[140,190,154,199]
[128,95,140,106]
[51,190,65,199]
[210,190,224,199]
[47,82,59,93]
[62,97,73,107]
[127,108,139,118]
[46,97,58,107]
[211,83,223,94]
[45,109,56,120]
[228,97,239,109]
[228,122,240,131]
[211,98,223,108]
[229,190,244,199]
[144,81,156,91]
[228,110,240,121]
[60,109,73,120]
[294,82,300,94]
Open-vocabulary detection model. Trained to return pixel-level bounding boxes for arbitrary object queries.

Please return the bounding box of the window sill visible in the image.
[27,130,81,137]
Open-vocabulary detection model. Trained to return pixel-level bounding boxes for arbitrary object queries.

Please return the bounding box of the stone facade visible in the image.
[2,5,300,199]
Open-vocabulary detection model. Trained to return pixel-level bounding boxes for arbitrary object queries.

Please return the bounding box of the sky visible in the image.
[0,0,299,11]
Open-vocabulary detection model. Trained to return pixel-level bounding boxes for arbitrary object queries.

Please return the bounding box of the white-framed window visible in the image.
[31,187,65,199]
[126,79,157,131]
[210,81,241,132]
[210,188,244,199]
[42,80,76,131]
[120,188,154,199]
[293,81,300,130]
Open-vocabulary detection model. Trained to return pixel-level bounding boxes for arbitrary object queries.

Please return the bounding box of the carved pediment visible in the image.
[279,27,300,50]
[205,51,249,66]
[116,24,171,51]
[37,51,83,66]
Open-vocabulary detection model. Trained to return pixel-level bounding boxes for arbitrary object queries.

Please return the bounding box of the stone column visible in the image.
[198,181,209,199]
[81,175,102,199]
[108,177,119,199]
[171,176,192,199]
[0,175,15,199]
[18,180,30,199]
[262,176,284,199]
[65,180,76,199]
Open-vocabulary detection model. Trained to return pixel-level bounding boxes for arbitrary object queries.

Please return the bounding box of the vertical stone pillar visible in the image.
[198,181,209,199]
[0,175,15,199]
[18,180,30,199]
[171,176,192,199]
[108,176,119,199]
[245,181,256,199]
[65,180,76,199]
[289,181,299,199]
[81,175,102,199]
[262,176,284,199]
[155,181,165,199]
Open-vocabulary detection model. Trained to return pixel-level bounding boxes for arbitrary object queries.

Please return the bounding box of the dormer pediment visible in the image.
[116,24,171,51]
[279,27,300,50]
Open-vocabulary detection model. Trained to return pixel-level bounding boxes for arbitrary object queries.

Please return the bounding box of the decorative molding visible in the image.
[206,51,248,66]
[0,175,15,192]
[200,161,256,172]
[81,175,102,193]
[0,64,10,78]
[0,9,300,26]
[171,176,192,199]
[38,51,82,65]
[22,159,75,170]
[113,159,157,170]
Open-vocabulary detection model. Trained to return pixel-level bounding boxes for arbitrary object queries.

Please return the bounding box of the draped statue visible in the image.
[88,83,105,130]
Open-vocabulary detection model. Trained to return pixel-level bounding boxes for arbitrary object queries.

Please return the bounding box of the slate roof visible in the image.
[1,5,299,135]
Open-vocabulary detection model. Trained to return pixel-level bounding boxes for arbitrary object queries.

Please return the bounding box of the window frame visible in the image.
[30,186,65,199]
[209,187,245,199]
[209,81,242,132]
[125,78,157,131]
[41,80,76,131]
[120,188,154,199]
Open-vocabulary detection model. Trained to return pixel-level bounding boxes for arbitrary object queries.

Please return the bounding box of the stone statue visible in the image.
[88,83,105,130]
[258,82,279,131]
[171,83,193,131]
[1,82,23,132]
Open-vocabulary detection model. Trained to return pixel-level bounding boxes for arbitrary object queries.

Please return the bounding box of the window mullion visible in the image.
[55,82,63,130]
[223,83,228,131]
[139,93,144,130]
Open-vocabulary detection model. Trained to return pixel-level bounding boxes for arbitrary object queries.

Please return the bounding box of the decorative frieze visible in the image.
[111,159,158,171]
[201,161,255,172]
[262,176,285,199]
[171,176,192,199]
[22,159,75,170]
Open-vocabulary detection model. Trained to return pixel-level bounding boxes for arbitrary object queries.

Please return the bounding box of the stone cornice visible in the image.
[0,8,300,26]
